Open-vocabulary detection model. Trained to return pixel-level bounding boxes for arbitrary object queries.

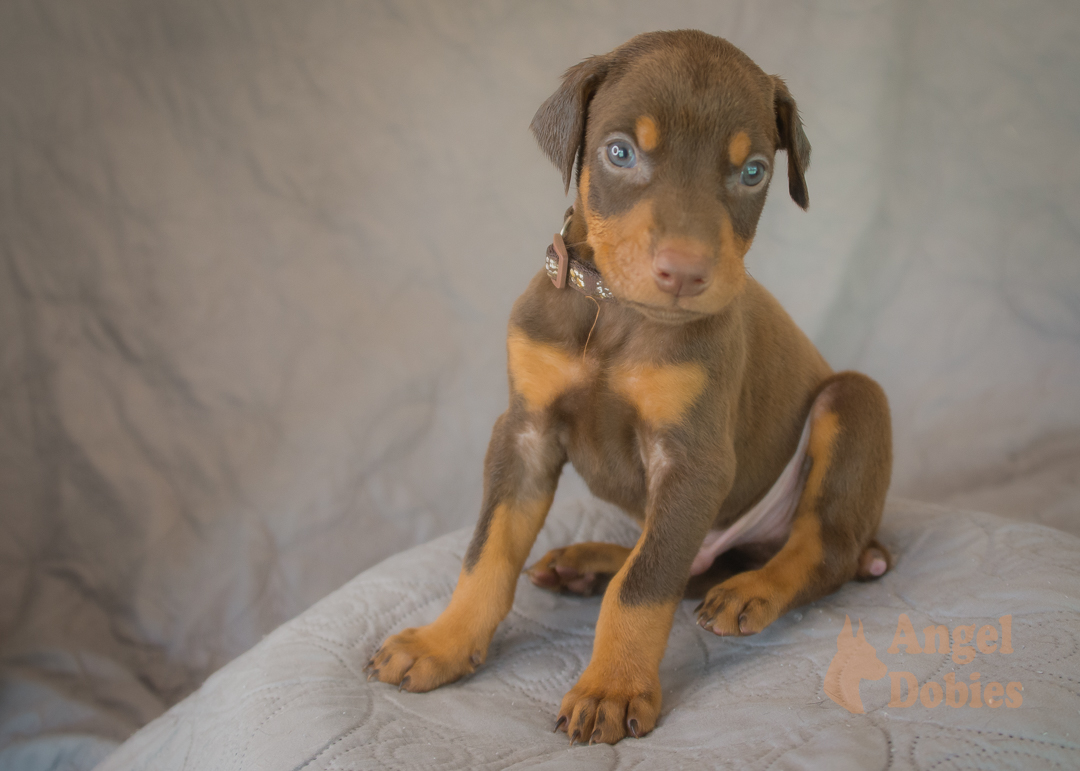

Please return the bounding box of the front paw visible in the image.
[695,570,784,636]
[555,666,661,745]
[365,624,483,692]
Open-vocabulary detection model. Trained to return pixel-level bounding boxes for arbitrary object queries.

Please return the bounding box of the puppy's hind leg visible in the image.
[697,372,892,636]
[526,542,632,596]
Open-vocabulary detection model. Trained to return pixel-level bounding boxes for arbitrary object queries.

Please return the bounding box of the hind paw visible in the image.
[854,540,891,581]
[695,570,783,636]
[525,542,630,597]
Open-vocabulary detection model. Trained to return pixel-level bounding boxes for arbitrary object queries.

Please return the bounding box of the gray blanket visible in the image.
[98,498,1080,770]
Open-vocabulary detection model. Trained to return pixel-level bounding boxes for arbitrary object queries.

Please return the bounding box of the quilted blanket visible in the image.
[97,498,1080,770]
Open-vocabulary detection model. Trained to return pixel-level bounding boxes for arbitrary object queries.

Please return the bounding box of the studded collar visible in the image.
[544,210,616,303]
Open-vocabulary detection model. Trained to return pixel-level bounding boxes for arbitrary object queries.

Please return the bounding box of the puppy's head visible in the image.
[531,30,810,323]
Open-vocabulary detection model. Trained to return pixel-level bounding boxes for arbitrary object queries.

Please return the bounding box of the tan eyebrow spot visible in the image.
[635,116,660,152]
[728,131,752,166]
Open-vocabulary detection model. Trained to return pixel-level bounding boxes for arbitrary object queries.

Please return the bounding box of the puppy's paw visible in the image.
[525,542,630,597]
[526,547,604,596]
[854,539,891,581]
[365,625,482,692]
[695,570,784,636]
[555,666,660,745]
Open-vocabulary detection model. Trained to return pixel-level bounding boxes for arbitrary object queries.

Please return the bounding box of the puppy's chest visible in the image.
[553,354,709,517]
[508,300,714,514]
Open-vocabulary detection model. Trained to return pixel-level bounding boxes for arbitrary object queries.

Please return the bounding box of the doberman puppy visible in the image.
[366,30,893,745]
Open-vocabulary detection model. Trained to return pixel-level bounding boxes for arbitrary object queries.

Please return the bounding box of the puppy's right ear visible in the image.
[530,55,610,195]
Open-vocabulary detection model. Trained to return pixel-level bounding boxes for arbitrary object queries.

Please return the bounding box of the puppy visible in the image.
[366,30,892,746]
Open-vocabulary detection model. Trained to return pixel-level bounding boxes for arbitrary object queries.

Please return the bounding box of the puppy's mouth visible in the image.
[626,301,709,324]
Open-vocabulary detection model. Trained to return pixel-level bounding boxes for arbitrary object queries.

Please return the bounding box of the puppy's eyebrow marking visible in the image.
[635,116,660,152]
[728,131,752,166]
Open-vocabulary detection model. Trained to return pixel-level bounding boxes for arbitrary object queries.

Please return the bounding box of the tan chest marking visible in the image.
[728,131,751,166]
[635,116,660,152]
[612,361,707,427]
[507,328,586,412]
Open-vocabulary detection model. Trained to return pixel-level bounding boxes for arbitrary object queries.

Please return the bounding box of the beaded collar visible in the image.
[544,210,616,303]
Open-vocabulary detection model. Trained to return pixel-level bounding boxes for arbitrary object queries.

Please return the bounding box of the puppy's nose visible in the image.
[652,247,711,297]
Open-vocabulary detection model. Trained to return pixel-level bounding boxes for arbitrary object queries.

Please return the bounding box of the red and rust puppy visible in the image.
[367,30,893,745]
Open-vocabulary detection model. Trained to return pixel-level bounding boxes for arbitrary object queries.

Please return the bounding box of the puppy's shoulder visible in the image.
[509,270,595,345]
[739,276,831,380]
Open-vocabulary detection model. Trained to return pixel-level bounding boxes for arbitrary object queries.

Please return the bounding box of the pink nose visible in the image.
[652,247,710,297]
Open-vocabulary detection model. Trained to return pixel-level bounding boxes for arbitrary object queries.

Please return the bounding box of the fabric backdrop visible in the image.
[1,0,1078,765]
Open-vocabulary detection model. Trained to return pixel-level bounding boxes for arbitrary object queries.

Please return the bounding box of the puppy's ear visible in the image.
[530,55,610,195]
[772,76,811,209]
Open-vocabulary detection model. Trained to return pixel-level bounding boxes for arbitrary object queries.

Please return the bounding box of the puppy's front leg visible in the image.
[558,439,732,745]
[368,407,565,692]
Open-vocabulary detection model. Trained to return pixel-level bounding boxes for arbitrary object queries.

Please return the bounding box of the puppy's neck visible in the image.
[563,201,594,262]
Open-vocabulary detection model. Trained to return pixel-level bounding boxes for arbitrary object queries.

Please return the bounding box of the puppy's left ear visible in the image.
[530,55,610,195]
[772,76,811,209]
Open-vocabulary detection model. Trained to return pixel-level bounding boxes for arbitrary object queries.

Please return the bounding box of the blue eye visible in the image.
[740,160,766,186]
[607,141,636,168]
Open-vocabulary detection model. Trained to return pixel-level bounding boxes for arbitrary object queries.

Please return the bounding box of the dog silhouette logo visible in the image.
[824,615,888,714]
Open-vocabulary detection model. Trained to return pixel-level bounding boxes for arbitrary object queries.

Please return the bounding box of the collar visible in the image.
[544,211,616,302]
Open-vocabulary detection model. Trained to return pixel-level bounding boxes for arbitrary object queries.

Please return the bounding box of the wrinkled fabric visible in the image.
[1,1,1078,768]
[97,499,1080,770]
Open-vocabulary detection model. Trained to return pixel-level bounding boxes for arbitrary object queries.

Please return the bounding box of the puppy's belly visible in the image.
[689,413,813,576]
